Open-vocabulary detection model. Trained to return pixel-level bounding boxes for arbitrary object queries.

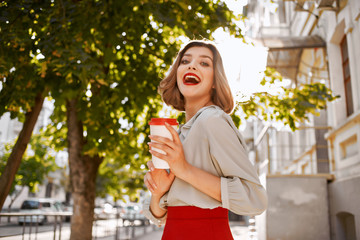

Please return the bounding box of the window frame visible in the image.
[340,35,354,116]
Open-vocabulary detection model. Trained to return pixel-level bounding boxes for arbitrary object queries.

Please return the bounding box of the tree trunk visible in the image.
[0,93,44,210]
[66,99,102,240]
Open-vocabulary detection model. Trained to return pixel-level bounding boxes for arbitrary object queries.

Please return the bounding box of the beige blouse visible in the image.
[143,105,267,225]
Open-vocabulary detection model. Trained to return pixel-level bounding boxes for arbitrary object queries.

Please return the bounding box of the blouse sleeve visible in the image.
[203,113,268,216]
[142,197,167,226]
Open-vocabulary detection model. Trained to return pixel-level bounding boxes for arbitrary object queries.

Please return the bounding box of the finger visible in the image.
[148,142,173,154]
[145,181,155,193]
[149,149,169,162]
[144,175,153,192]
[149,135,177,149]
[145,172,158,190]
[165,122,181,144]
[148,136,176,150]
[147,161,155,171]
[168,170,175,181]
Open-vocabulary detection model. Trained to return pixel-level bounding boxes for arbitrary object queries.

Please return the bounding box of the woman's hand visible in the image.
[144,161,175,197]
[147,123,222,202]
[148,122,190,179]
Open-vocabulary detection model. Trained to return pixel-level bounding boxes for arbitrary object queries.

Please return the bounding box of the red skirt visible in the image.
[161,206,234,240]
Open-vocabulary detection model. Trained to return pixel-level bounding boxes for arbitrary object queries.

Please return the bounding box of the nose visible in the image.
[188,64,196,70]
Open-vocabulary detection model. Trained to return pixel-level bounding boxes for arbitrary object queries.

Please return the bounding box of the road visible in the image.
[134,222,250,240]
[0,219,249,240]
[0,218,156,240]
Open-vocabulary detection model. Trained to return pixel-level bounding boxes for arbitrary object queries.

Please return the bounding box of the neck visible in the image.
[184,98,213,122]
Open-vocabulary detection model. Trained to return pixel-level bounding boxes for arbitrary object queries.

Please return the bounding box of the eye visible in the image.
[200,61,210,67]
[180,59,189,64]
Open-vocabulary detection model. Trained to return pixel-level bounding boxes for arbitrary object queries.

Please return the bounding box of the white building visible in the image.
[244,0,360,239]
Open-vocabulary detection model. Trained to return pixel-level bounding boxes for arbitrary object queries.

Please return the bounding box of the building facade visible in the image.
[245,0,360,239]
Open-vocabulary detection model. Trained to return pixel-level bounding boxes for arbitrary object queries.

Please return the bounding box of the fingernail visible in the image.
[165,122,169,126]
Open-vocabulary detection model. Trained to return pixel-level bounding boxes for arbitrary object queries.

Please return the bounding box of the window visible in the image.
[42,202,51,208]
[340,36,353,116]
[340,134,358,159]
[45,182,53,198]
[21,200,39,210]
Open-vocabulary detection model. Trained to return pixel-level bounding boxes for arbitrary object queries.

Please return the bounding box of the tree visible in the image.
[0,0,60,209]
[0,94,45,209]
[237,67,339,130]
[1,1,242,239]
[0,133,57,213]
[96,161,146,202]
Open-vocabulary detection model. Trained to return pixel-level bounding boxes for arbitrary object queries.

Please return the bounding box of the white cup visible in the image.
[149,118,179,169]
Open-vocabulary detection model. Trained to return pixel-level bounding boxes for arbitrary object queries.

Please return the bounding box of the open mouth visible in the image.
[183,73,201,85]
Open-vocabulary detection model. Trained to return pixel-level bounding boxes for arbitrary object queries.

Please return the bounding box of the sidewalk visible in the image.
[134,227,163,240]
[0,219,249,240]
[134,222,249,240]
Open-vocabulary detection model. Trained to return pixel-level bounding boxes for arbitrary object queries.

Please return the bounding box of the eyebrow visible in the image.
[183,53,213,61]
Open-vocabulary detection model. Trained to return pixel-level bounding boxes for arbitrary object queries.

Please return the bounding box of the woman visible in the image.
[143,40,267,240]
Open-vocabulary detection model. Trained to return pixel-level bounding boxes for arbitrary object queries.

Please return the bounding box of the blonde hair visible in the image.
[158,40,234,114]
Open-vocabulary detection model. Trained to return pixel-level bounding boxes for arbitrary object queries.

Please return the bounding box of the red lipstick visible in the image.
[183,73,201,85]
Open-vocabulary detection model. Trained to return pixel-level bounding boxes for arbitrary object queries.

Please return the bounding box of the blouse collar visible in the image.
[179,105,219,140]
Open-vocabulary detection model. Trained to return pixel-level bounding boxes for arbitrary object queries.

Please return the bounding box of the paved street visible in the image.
[134,222,249,240]
[0,219,249,240]
[0,219,155,240]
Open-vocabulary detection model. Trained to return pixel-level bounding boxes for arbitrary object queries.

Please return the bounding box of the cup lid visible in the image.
[149,118,178,125]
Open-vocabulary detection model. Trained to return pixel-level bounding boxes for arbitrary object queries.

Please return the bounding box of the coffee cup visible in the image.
[149,118,179,169]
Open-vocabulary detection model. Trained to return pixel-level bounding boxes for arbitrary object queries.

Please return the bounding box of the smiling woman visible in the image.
[143,40,267,240]
[176,46,214,107]
[159,41,234,115]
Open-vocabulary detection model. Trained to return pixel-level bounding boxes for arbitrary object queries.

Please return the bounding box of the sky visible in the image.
[212,29,268,100]
[216,0,269,99]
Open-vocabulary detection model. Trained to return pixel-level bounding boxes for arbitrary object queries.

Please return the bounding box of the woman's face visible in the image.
[176,46,214,103]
